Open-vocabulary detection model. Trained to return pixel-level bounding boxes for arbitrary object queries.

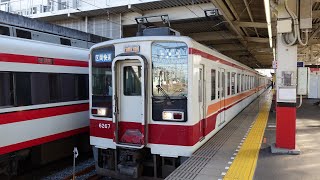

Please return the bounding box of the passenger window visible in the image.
[49,74,60,102]
[15,72,32,106]
[211,69,216,100]
[0,26,10,36]
[16,29,32,39]
[231,72,236,95]
[227,72,230,96]
[31,73,50,104]
[241,74,245,91]
[60,38,71,46]
[218,71,220,99]
[77,74,89,100]
[123,66,142,96]
[60,74,76,101]
[237,74,240,93]
[0,72,13,108]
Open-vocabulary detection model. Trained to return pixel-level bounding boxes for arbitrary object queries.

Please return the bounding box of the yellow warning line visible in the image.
[224,91,272,180]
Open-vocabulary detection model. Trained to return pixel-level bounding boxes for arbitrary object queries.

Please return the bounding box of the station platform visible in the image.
[166,89,320,180]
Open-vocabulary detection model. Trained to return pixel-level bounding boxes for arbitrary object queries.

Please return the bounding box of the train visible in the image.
[89,28,269,178]
[0,25,90,175]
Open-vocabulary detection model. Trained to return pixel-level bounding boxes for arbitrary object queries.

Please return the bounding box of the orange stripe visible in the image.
[207,85,266,116]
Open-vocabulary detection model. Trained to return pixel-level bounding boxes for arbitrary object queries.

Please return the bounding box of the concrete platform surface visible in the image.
[255,99,320,180]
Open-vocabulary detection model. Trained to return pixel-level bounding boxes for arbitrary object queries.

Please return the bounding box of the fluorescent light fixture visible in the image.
[264,0,273,48]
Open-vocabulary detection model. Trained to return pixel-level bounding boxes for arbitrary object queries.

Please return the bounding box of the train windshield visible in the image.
[152,42,188,97]
[91,46,115,118]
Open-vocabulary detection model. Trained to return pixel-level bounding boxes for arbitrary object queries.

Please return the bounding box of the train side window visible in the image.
[231,72,236,95]
[16,29,32,39]
[49,74,61,102]
[211,69,216,100]
[248,76,250,89]
[0,72,14,108]
[60,74,76,101]
[60,38,71,46]
[0,26,10,36]
[237,74,240,93]
[31,73,50,105]
[15,72,32,106]
[241,74,245,91]
[77,74,89,100]
[227,72,230,96]
[218,71,220,99]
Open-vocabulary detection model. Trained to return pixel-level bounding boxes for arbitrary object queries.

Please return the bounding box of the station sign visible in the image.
[297,61,304,67]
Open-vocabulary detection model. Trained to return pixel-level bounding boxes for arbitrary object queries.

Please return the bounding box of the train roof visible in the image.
[0,35,88,61]
[91,36,262,75]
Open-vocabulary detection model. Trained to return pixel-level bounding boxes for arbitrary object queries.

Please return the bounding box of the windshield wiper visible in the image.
[156,85,171,100]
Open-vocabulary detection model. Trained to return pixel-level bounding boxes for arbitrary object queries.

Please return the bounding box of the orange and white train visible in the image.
[0,34,89,175]
[89,35,269,178]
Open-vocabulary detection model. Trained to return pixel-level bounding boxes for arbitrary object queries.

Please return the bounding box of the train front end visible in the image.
[89,37,192,178]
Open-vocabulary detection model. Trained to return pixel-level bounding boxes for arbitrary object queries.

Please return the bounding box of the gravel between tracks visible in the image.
[42,158,95,180]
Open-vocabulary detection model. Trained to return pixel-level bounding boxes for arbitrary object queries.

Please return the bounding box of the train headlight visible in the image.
[162,111,184,121]
[97,108,107,116]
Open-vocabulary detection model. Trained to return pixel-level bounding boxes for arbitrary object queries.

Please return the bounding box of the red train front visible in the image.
[89,35,267,178]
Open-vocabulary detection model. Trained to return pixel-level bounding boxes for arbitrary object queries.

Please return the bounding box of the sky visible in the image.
[255,69,274,77]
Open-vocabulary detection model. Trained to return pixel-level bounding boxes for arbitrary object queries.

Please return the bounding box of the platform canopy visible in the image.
[9,0,320,68]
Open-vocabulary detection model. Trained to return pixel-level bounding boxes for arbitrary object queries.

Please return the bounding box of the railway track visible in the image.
[63,165,100,180]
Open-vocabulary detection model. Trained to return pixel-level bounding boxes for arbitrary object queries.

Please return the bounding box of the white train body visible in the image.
[89,36,268,178]
[0,35,89,160]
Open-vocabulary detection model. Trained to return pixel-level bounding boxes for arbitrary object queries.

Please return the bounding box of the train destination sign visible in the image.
[95,53,112,63]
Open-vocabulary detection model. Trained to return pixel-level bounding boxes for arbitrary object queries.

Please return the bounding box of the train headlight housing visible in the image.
[92,108,108,117]
[97,108,107,116]
[162,111,184,121]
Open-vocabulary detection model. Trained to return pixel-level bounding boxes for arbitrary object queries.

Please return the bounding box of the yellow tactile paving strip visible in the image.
[224,91,272,180]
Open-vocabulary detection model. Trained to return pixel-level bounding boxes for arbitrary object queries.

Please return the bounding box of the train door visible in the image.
[199,65,206,140]
[218,68,226,126]
[112,56,147,148]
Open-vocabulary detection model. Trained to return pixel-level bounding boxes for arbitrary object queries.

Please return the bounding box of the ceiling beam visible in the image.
[188,31,238,41]
[224,51,250,56]
[211,44,247,51]
[245,37,269,43]
[313,10,320,19]
[128,5,144,15]
[243,0,259,37]
[234,21,268,28]
[224,0,250,36]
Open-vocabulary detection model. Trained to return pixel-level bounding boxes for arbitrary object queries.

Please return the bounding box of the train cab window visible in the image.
[0,26,10,36]
[16,29,32,39]
[91,46,115,118]
[0,72,13,108]
[123,66,142,96]
[151,42,188,122]
[152,42,188,97]
[227,72,230,96]
[211,69,216,100]
[231,72,236,95]
[60,38,71,46]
